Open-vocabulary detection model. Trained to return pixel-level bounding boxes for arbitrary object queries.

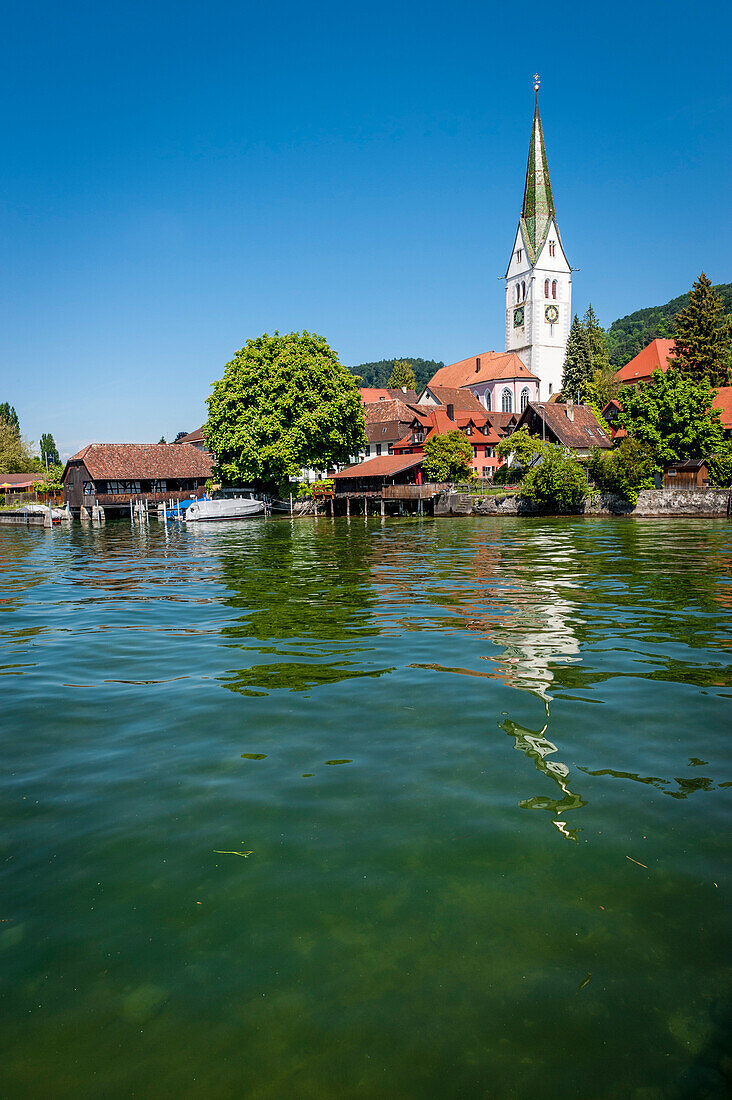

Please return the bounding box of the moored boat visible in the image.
[185,496,265,521]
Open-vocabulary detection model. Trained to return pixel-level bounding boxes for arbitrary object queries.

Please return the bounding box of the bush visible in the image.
[588,438,657,506]
[520,445,588,511]
[493,463,523,485]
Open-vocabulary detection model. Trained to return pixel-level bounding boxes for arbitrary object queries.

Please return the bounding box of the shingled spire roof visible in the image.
[520,91,556,263]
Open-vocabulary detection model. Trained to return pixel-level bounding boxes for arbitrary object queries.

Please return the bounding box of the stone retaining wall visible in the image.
[435,488,731,518]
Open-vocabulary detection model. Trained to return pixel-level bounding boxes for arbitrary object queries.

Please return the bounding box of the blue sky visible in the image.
[1,0,730,457]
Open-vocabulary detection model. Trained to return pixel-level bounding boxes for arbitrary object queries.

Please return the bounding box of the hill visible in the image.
[607,282,732,367]
[348,358,444,392]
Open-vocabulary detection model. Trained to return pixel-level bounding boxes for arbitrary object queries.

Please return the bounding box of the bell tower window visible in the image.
[552,280,557,299]
[549,241,555,257]
[544,279,550,298]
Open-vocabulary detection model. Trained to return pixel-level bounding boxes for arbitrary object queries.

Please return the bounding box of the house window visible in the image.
[520,387,529,411]
[376,444,382,455]
[502,389,512,413]
[465,425,472,436]
[472,447,477,458]
[414,431,424,443]
[544,279,550,298]
[552,279,557,299]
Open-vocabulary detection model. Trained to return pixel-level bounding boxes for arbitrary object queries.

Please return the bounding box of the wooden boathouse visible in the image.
[63,443,213,514]
[330,455,447,515]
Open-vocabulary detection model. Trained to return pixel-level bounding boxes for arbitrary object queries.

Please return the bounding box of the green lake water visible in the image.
[1,515,730,1098]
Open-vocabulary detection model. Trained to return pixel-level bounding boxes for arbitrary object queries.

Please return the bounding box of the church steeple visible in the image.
[520,81,556,263]
[504,77,572,401]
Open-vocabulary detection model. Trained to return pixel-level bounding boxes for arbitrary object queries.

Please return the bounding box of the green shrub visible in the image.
[588,438,656,505]
[520,445,588,511]
[708,453,732,488]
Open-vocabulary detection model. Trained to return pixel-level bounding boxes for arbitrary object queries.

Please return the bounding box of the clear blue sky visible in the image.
[2,0,730,457]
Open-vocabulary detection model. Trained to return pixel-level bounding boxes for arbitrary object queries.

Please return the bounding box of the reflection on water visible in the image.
[1,516,731,1099]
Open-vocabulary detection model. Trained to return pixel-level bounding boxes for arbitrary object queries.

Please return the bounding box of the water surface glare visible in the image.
[1,516,731,1098]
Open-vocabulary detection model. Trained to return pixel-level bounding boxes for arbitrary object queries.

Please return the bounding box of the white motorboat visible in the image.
[185,496,265,522]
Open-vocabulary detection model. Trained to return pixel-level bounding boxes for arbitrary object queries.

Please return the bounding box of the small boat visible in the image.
[185,496,265,522]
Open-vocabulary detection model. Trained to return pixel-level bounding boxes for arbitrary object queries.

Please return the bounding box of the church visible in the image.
[426,80,571,407]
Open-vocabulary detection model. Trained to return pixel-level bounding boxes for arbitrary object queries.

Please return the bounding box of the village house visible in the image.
[424,351,540,414]
[513,401,612,457]
[0,472,47,496]
[609,339,732,439]
[392,404,504,478]
[63,443,213,513]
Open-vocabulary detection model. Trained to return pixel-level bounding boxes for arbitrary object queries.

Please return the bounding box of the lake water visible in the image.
[1,516,730,1099]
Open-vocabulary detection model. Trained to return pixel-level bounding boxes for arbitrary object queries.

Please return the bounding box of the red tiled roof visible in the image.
[359,388,392,403]
[419,386,487,414]
[515,403,612,449]
[364,398,427,425]
[0,472,46,489]
[615,339,675,383]
[429,351,538,388]
[333,454,423,479]
[714,386,732,430]
[66,443,213,480]
[174,427,205,444]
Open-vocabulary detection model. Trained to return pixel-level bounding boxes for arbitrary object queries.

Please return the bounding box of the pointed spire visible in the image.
[520,80,556,262]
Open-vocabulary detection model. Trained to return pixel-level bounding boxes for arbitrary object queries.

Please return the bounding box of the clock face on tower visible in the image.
[545,305,559,324]
[513,305,524,327]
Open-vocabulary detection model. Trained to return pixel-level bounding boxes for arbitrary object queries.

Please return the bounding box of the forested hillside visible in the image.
[348,358,444,391]
[607,282,732,366]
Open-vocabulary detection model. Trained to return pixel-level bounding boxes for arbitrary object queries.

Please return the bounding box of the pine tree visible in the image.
[387,361,417,390]
[670,273,731,387]
[0,403,19,432]
[39,433,59,466]
[584,305,612,375]
[561,315,592,400]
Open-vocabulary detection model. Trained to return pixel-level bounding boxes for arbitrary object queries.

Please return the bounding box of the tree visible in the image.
[670,273,731,387]
[36,463,64,493]
[496,426,544,467]
[520,445,587,511]
[0,403,19,433]
[205,331,366,490]
[584,305,612,375]
[0,421,36,474]
[39,433,59,467]
[174,431,189,442]
[158,436,167,444]
[617,367,728,462]
[387,360,417,390]
[422,430,474,482]
[588,437,656,505]
[561,315,592,400]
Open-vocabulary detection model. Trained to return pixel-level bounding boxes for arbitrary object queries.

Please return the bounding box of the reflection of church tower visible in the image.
[505,79,572,399]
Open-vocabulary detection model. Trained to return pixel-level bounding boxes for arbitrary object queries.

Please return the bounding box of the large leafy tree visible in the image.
[205,331,366,489]
[387,361,416,390]
[0,403,19,432]
[0,421,36,474]
[39,433,59,466]
[670,272,731,387]
[617,367,728,462]
[422,430,474,482]
[588,437,656,505]
[561,315,592,400]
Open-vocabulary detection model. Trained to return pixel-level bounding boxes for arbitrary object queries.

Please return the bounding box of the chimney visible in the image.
[402,386,407,393]
[475,357,481,373]
[566,399,574,422]
[447,403,455,420]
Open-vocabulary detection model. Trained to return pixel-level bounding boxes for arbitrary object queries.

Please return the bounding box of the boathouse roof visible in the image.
[333,454,423,479]
[66,443,213,480]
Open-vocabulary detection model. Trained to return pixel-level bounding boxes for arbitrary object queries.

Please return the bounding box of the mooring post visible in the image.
[44,503,53,528]
[130,498,134,523]
[380,498,385,517]
[346,496,350,518]
[290,492,293,515]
